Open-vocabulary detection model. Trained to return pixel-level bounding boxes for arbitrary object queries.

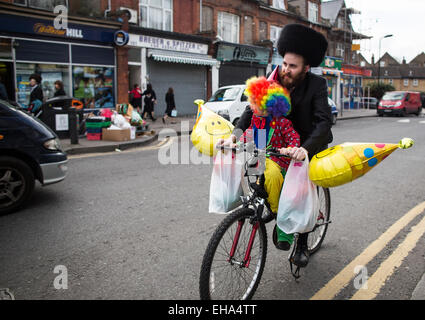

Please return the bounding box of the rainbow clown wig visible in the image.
[244,76,291,118]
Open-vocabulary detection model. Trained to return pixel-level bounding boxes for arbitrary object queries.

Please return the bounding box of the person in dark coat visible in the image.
[54,80,66,97]
[29,74,43,113]
[218,24,332,269]
[0,75,8,100]
[162,87,176,124]
[142,83,157,121]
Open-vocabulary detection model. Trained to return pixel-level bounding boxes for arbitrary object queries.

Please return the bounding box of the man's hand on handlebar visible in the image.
[279,146,308,161]
[216,134,238,150]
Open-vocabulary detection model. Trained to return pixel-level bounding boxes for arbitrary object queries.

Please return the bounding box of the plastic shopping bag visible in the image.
[277,156,319,234]
[171,109,178,117]
[209,151,243,214]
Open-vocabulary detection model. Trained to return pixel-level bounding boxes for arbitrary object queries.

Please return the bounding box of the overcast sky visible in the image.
[331,0,425,63]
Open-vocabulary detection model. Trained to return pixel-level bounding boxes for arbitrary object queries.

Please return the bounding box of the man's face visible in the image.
[29,79,37,87]
[280,53,309,89]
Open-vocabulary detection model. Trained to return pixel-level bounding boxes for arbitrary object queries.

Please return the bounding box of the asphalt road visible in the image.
[1,115,425,300]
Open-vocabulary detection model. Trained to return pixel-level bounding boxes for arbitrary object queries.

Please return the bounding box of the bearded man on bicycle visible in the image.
[218,24,333,269]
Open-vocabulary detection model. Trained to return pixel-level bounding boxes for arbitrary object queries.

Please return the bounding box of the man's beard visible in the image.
[281,71,306,89]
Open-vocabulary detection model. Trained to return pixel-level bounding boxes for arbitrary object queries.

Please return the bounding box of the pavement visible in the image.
[61,108,378,156]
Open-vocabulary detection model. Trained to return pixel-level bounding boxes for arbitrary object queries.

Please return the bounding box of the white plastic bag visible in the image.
[209,151,243,214]
[277,155,319,234]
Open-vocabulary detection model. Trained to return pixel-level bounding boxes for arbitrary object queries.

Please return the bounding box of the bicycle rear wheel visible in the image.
[308,187,331,255]
[199,208,267,300]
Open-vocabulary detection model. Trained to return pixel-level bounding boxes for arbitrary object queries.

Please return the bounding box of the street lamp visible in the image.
[378,34,393,84]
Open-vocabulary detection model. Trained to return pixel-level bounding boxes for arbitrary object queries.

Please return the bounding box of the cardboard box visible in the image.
[102,128,131,142]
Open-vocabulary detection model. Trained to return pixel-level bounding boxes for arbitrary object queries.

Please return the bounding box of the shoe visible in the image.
[152,118,157,122]
[291,243,309,268]
[276,241,291,251]
[162,117,165,124]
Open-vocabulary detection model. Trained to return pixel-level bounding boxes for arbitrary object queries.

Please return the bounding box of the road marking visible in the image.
[397,119,410,123]
[68,137,172,160]
[310,201,425,300]
[351,214,425,300]
[419,121,425,124]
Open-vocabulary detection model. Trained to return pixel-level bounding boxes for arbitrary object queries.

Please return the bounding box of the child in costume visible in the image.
[242,76,301,250]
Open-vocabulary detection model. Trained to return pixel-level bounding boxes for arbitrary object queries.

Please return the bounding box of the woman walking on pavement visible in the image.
[162,87,176,124]
[142,83,157,121]
[130,84,143,115]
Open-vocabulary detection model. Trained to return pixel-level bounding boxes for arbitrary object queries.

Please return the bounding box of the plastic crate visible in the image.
[86,133,102,141]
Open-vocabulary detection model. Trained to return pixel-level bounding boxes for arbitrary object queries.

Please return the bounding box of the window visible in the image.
[337,16,345,29]
[217,12,240,43]
[308,1,319,23]
[413,79,419,86]
[388,79,393,85]
[201,6,213,32]
[259,21,267,41]
[14,0,67,10]
[140,0,173,31]
[336,43,344,58]
[270,25,283,46]
[272,0,286,10]
[69,0,102,18]
[243,16,253,44]
[404,79,409,87]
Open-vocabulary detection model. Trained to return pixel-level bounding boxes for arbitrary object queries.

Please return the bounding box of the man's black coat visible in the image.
[234,70,333,159]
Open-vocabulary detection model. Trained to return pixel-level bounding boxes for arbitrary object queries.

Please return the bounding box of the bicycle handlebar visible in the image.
[218,144,290,159]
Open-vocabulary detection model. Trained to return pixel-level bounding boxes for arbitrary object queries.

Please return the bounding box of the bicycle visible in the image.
[199,144,331,300]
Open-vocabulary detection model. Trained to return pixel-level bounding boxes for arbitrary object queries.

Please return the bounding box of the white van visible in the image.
[203,85,249,126]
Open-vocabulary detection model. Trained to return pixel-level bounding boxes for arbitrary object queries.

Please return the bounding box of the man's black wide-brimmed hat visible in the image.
[277,24,328,67]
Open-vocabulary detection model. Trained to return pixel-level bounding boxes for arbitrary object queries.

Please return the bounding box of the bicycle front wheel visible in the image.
[199,208,268,300]
[308,187,331,255]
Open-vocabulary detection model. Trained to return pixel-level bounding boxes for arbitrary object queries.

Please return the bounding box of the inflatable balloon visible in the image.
[191,99,234,157]
[309,138,414,188]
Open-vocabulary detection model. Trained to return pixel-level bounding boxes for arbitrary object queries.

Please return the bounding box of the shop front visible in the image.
[128,33,217,116]
[341,64,371,109]
[0,12,119,110]
[215,42,270,88]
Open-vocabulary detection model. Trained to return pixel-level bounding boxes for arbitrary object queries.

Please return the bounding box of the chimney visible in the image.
[402,57,406,64]
[371,54,375,65]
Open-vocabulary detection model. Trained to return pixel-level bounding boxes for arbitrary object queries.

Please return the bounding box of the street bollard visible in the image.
[69,107,79,145]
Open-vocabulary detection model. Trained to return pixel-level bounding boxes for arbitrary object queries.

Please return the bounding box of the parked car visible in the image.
[328,97,338,125]
[377,91,422,116]
[203,85,249,126]
[0,99,68,215]
[360,97,379,109]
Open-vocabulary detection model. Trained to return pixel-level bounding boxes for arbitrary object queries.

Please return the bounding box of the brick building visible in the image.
[0,0,366,115]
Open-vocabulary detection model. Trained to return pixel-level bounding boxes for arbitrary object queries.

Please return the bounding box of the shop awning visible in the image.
[148,49,217,66]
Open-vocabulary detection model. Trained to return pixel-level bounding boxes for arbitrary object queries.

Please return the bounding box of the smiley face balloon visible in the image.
[191,100,234,157]
[309,138,414,188]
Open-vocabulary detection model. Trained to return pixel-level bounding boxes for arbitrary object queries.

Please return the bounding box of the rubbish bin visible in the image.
[38,97,83,139]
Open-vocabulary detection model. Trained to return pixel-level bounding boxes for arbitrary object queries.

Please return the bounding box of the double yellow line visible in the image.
[311,201,425,300]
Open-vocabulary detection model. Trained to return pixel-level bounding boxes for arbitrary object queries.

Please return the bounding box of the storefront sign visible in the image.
[129,34,208,55]
[320,56,342,70]
[216,43,270,65]
[114,31,129,46]
[0,13,116,43]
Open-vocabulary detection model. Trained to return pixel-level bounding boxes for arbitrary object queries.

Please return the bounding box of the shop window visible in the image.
[259,21,267,41]
[68,0,102,18]
[217,11,240,43]
[140,0,173,32]
[73,66,115,109]
[272,0,286,11]
[14,0,67,11]
[16,63,70,105]
[243,16,253,44]
[270,25,283,47]
[0,39,12,60]
[308,1,319,23]
[201,6,213,32]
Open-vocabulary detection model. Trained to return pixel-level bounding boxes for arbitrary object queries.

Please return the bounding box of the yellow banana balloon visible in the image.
[309,138,414,188]
[191,99,234,157]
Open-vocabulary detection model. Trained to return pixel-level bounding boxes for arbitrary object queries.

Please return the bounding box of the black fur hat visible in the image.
[277,24,328,67]
[29,74,42,84]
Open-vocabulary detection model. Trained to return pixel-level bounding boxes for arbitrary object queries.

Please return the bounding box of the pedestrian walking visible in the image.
[29,73,43,113]
[142,83,157,121]
[130,84,143,115]
[54,80,66,97]
[162,87,176,124]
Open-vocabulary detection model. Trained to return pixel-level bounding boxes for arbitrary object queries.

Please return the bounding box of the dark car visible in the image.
[360,97,379,109]
[0,99,68,215]
[328,97,338,125]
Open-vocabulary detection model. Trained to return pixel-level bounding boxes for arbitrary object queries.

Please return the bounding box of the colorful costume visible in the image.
[242,76,301,244]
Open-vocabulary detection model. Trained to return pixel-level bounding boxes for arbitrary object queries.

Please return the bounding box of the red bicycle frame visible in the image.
[228,220,259,268]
